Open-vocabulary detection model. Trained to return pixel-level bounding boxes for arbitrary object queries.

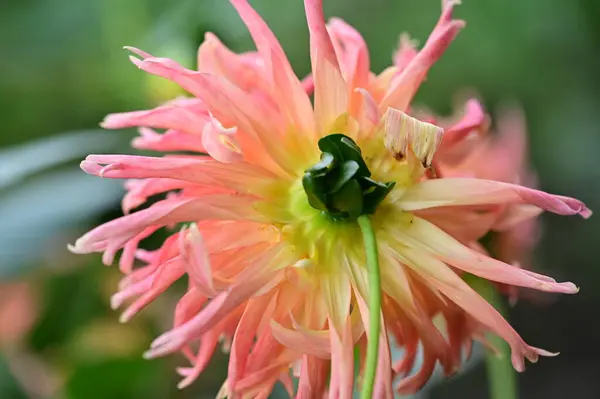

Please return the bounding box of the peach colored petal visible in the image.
[328,18,370,117]
[228,292,275,394]
[229,0,315,136]
[304,0,348,135]
[399,177,592,218]
[197,33,268,94]
[379,2,464,112]
[180,224,215,297]
[201,115,243,163]
[328,318,354,399]
[296,355,329,399]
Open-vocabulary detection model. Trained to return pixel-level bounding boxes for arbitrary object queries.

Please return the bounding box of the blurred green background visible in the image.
[1,0,599,398]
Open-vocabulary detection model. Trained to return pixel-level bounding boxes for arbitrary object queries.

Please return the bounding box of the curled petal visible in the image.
[202,115,243,163]
[384,108,443,167]
[399,178,592,218]
[440,99,488,149]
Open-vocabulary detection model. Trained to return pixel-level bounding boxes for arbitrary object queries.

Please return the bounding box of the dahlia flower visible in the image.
[69,0,591,397]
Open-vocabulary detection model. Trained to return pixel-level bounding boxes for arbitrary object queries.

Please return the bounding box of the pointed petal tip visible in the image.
[580,206,593,219]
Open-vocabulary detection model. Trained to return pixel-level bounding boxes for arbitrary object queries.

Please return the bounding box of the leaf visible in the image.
[330,179,363,220]
[318,134,370,177]
[0,130,126,189]
[327,160,360,194]
[0,168,123,278]
[361,178,396,215]
[302,172,328,212]
[306,152,336,177]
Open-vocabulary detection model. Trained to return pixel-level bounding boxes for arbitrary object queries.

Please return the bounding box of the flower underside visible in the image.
[67,0,592,397]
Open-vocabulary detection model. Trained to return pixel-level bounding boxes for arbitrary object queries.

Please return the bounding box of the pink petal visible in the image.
[327,18,370,117]
[118,225,160,272]
[101,98,209,135]
[126,51,292,174]
[393,216,579,294]
[416,205,503,243]
[132,128,205,153]
[229,0,315,136]
[201,115,243,163]
[69,195,264,256]
[144,245,292,358]
[122,178,200,214]
[296,355,329,399]
[400,246,557,372]
[399,178,592,218]
[173,287,207,328]
[304,0,348,135]
[439,99,487,149]
[270,320,330,358]
[80,154,274,193]
[327,318,354,399]
[228,293,275,394]
[392,33,418,72]
[176,330,219,389]
[179,224,215,297]
[197,33,268,94]
[379,1,464,112]
[119,257,186,323]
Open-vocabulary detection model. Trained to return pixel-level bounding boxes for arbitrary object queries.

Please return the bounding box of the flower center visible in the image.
[301,134,395,221]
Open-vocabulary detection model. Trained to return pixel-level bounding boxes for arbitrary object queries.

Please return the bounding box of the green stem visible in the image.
[470,277,518,399]
[357,215,382,399]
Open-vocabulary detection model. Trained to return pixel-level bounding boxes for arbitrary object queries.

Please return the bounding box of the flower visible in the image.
[69,0,591,397]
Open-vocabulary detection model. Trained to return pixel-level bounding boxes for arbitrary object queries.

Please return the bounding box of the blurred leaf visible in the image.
[0,168,123,277]
[0,130,125,189]
[0,355,28,399]
[29,267,107,351]
[65,357,169,399]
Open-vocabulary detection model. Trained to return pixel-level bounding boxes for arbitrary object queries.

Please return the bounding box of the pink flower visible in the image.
[70,0,590,397]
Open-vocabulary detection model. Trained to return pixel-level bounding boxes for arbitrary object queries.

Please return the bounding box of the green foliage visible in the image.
[302,134,394,221]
